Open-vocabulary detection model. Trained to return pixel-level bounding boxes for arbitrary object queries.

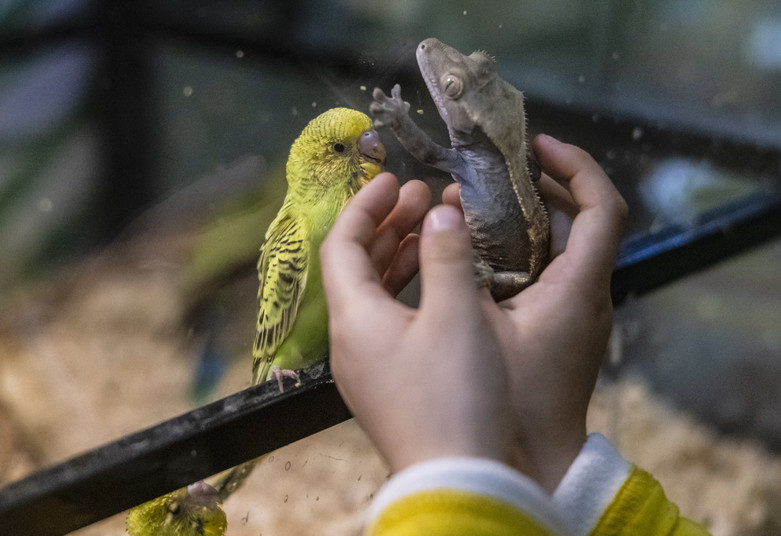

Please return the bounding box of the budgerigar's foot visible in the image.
[272,365,301,393]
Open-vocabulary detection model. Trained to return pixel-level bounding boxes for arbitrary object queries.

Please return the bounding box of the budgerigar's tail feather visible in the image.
[211,457,262,502]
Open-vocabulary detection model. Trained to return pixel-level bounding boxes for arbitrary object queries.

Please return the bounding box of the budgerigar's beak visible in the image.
[186,481,222,507]
[359,128,386,166]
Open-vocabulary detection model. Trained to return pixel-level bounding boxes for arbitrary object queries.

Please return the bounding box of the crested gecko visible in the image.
[371,38,549,300]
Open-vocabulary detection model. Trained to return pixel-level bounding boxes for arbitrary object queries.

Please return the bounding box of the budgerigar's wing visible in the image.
[252,201,309,384]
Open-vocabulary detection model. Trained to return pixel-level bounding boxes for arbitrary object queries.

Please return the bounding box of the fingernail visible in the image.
[427,205,462,231]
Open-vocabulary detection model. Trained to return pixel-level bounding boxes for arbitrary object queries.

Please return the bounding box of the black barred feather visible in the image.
[252,199,308,385]
[211,107,383,502]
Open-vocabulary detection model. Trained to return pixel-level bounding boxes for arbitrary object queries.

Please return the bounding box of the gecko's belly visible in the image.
[460,189,531,272]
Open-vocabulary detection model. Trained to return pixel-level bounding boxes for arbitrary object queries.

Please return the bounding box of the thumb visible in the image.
[418,205,477,315]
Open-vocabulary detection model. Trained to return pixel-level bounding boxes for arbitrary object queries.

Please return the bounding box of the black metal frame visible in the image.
[2,4,781,535]
[0,370,350,536]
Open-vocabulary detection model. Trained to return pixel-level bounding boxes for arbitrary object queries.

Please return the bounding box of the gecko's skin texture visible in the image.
[371,38,550,300]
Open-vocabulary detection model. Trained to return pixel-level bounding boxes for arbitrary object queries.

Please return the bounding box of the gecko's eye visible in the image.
[443,74,463,99]
[332,142,347,154]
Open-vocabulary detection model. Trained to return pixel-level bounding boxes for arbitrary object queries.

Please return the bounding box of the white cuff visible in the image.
[368,457,569,535]
[552,433,631,536]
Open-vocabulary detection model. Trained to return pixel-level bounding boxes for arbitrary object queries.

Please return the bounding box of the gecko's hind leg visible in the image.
[490,271,532,301]
[472,251,531,301]
[472,250,495,290]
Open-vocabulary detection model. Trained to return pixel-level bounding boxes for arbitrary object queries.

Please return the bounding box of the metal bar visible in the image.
[0,370,350,536]
[129,1,371,79]
[0,20,90,59]
[91,0,159,237]
[611,190,781,304]
[524,98,781,176]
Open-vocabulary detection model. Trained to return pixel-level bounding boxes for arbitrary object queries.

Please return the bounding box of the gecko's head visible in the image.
[416,38,497,137]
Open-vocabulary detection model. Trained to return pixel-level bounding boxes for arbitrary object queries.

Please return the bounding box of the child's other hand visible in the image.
[442,135,628,491]
[321,173,512,474]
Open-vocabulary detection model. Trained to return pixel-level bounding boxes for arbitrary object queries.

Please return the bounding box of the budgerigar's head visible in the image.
[286,108,386,197]
[126,481,228,536]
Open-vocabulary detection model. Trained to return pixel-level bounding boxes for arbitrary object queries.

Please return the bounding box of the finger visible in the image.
[382,234,420,296]
[533,135,628,284]
[417,204,477,317]
[441,183,463,211]
[537,175,577,220]
[370,180,430,275]
[321,172,401,310]
[534,135,620,211]
[536,175,577,258]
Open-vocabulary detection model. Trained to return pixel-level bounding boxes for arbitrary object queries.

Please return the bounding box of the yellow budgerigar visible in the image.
[126,481,227,536]
[126,108,385,532]
[250,107,385,387]
[212,106,385,499]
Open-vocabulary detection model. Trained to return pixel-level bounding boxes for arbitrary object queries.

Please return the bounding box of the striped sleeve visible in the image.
[553,434,711,536]
[365,458,569,536]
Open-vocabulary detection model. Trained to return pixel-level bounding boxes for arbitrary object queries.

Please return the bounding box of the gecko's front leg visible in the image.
[370,84,410,130]
[371,84,460,171]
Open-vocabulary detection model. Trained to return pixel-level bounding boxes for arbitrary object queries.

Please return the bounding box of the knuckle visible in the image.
[607,193,629,227]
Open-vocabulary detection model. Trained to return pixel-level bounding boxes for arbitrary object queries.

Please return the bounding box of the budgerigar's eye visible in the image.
[332,142,346,153]
[169,502,181,515]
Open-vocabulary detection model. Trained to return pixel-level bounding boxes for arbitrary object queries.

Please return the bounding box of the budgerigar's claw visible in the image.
[272,365,301,392]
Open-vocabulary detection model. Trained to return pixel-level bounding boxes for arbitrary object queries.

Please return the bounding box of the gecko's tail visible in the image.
[211,457,262,502]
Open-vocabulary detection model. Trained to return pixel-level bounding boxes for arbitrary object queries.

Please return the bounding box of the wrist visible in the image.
[551,433,632,533]
[513,426,587,493]
[374,384,513,474]
[387,436,509,475]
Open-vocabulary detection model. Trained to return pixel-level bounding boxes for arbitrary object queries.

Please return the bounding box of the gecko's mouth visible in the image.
[416,38,452,120]
[416,63,443,102]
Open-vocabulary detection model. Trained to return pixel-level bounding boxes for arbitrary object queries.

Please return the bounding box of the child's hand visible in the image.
[442,135,628,491]
[321,173,512,473]
[322,135,627,489]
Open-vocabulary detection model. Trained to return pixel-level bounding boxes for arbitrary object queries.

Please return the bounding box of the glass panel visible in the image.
[614,236,781,445]
[0,43,97,288]
[602,237,781,535]
[0,0,88,31]
[1,1,780,534]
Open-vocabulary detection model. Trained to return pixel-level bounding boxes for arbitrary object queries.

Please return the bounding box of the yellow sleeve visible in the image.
[553,434,710,536]
[591,466,709,536]
[365,458,569,536]
[367,488,556,536]
[366,437,710,536]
